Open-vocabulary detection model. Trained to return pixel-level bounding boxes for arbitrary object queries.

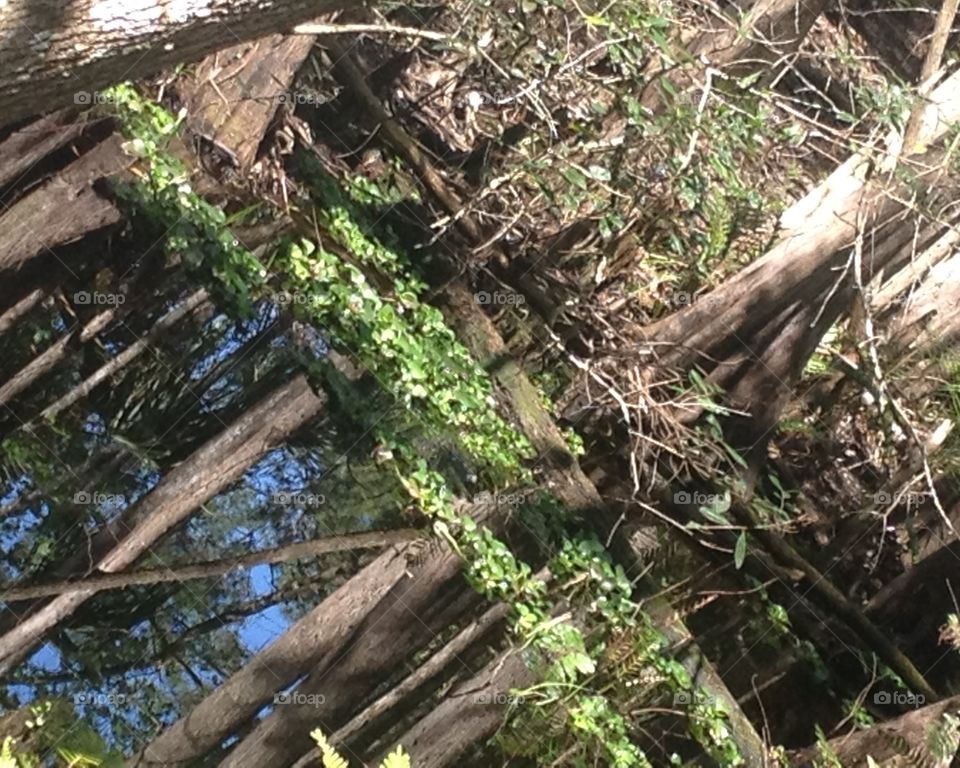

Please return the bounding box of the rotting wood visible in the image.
[378,649,536,768]
[0,134,129,274]
[182,32,318,172]
[0,109,105,191]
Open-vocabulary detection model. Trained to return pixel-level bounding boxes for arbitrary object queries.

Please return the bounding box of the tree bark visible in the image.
[331,602,510,759]
[378,649,536,768]
[0,0,355,129]
[636,68,960,455]
[182,32,318,171]
[216,528,490,767]
[0,288,48,336]
[0,133,128,274]
[128,543,417,767]
[790,692,960,766]
[0,373,325,677]
[129,495,515,768]
[0,108,104,190]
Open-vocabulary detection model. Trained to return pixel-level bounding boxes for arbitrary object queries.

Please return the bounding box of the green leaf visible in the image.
[734,532,747,570]
[561,167,589,189]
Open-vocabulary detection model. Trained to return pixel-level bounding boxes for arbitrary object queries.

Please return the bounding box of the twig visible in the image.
[901,0,960,153]
[292,23,451,42]
[0,529,420,600]
[677,65,716,174]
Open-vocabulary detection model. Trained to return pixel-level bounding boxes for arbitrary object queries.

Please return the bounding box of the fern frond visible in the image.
[380,745,412,768]
[310,729,349,768]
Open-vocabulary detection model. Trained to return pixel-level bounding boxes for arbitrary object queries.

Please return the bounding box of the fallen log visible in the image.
[790,692,960,766]
[181,32,318,172]
[0,133,129,274]
[0,0,356,128]
[378,649,536,768]
[0,108,106,191]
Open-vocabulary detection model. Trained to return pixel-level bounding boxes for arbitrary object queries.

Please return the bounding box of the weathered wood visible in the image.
[131,492,516,767]
[216,502,518,767]
[886,249,960,356]
[638,69,960,454]
[381,649,536,768]
[328,602,511,760]
[183,33,318,171]
[0,374,325,677]
[0,109,103,190]
[791,693,960,766]
[0,288,48,336]
[0,134,129,274]
[128,544,415,767]
[0,0,356,128]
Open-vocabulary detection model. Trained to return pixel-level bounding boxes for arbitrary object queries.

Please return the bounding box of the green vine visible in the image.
[101,83,747,768]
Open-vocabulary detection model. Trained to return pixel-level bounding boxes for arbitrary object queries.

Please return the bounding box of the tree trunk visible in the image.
[0,133,127,274]
[0,373,325,677]
[128,542,418,767]
[0,528,419,601]
[216,526,500,767]
[379,649,536,768]
[636,69,960,456]
[181,32,318,171]
[38,288,209,421]
[320,602,511,765]
[0,308,115,408]
[0,0,354,128]
[130,495,516,768]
